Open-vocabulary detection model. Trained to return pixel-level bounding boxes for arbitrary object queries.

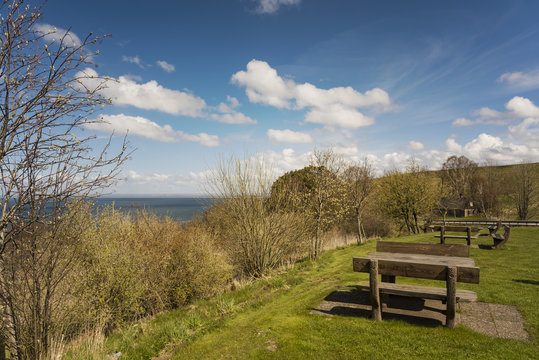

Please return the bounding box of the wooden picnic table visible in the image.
[353,242,480,328]
[430,225,483,245]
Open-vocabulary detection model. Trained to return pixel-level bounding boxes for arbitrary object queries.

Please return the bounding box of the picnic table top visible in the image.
[360,252,476,268]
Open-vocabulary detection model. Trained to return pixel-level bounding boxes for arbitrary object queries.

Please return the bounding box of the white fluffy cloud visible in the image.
[261,148,310,175]
[210,96,257,124]
[508,118,539,144]
[267,129,313,143]
[231,60,393,128]
[505,96,539,118]
[452,117,475,127]
[156,60,175,73]
[461,133,538,163]
[408,141,424,150]
[77,68,207,117]
[451,97,539,163]
[453,96,539,127]
[498,71,539,88]
[76,69,256,124]
[118,169,212,194]
[443,133,538,165]
[122,55,144,69]
[85,114,219,147]
[256,0,301,14]
[304,104,374,128]
[127,170,169,183]
[472,107,504,119]
[33,23,81,47]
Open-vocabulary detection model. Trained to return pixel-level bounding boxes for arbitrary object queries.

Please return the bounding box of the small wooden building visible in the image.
[438,197,476,217]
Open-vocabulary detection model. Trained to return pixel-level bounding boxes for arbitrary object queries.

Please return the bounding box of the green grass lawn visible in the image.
[67,228,539,359]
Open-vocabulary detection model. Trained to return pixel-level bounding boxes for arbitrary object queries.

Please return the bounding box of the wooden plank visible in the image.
[369,259,381,321]
[431,226,481,232]
[353,255,479,284]
[362,252,476,267]
[357,282,478,302]
[446,266,457,328]
[434,235,478,240]
[376,241,469,257]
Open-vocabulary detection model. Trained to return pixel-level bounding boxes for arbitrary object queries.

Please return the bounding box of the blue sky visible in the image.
[39,0,539,194]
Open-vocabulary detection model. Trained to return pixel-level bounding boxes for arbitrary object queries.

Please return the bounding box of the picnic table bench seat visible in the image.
[357,281,478,302]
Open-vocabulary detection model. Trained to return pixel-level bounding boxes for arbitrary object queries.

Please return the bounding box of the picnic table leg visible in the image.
[466,227,471,246]
[446,266,457,328]
[440,226,445,244]
[369,259,382,321]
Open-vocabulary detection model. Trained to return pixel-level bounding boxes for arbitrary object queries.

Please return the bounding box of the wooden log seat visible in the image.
[491,225,511,249]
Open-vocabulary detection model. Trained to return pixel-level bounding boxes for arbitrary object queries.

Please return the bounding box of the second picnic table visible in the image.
[429,225,482,245]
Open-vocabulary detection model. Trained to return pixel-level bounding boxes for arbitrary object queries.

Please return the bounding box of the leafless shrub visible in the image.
[204,155,310,277]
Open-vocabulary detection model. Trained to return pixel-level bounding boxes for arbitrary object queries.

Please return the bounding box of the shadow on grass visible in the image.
[512,279,539,286]
[312,288,444,327]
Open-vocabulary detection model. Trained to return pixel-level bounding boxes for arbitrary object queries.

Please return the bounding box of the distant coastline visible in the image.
[94,197,211,221]
[99,193,207,199]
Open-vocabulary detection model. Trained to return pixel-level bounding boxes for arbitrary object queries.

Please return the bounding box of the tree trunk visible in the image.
[314,213,322,258]
[0,268,21,360]
[356,208,362,245]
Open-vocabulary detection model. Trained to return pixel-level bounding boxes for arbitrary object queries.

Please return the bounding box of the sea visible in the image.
[93,197,211,222]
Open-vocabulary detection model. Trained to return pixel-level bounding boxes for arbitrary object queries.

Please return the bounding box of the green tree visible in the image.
[269,148,346,258]
[379,161,436,234]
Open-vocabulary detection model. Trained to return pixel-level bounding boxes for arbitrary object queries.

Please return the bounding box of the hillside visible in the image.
[425,161,539,220]
[67,227,539,359]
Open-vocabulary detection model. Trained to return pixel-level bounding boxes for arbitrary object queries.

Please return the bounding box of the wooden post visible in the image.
[446,266,457,328]
[440,226,445,244]
[369,259,382,321]
[466,227,471,246]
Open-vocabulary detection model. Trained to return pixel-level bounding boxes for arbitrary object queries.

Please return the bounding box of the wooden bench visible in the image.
[353,241,479,328]
[491,225,511,248]
[431,226,482,245]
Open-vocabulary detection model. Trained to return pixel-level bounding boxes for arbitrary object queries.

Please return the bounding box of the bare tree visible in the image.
[343,158,375,244]
[470,161,500,218]
[441,155,478,198]
[512,162,537,220]
[0,1,128,358]
[204,155,309,277]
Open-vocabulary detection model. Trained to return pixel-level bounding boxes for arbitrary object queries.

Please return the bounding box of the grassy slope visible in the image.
[71,228,539,359]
